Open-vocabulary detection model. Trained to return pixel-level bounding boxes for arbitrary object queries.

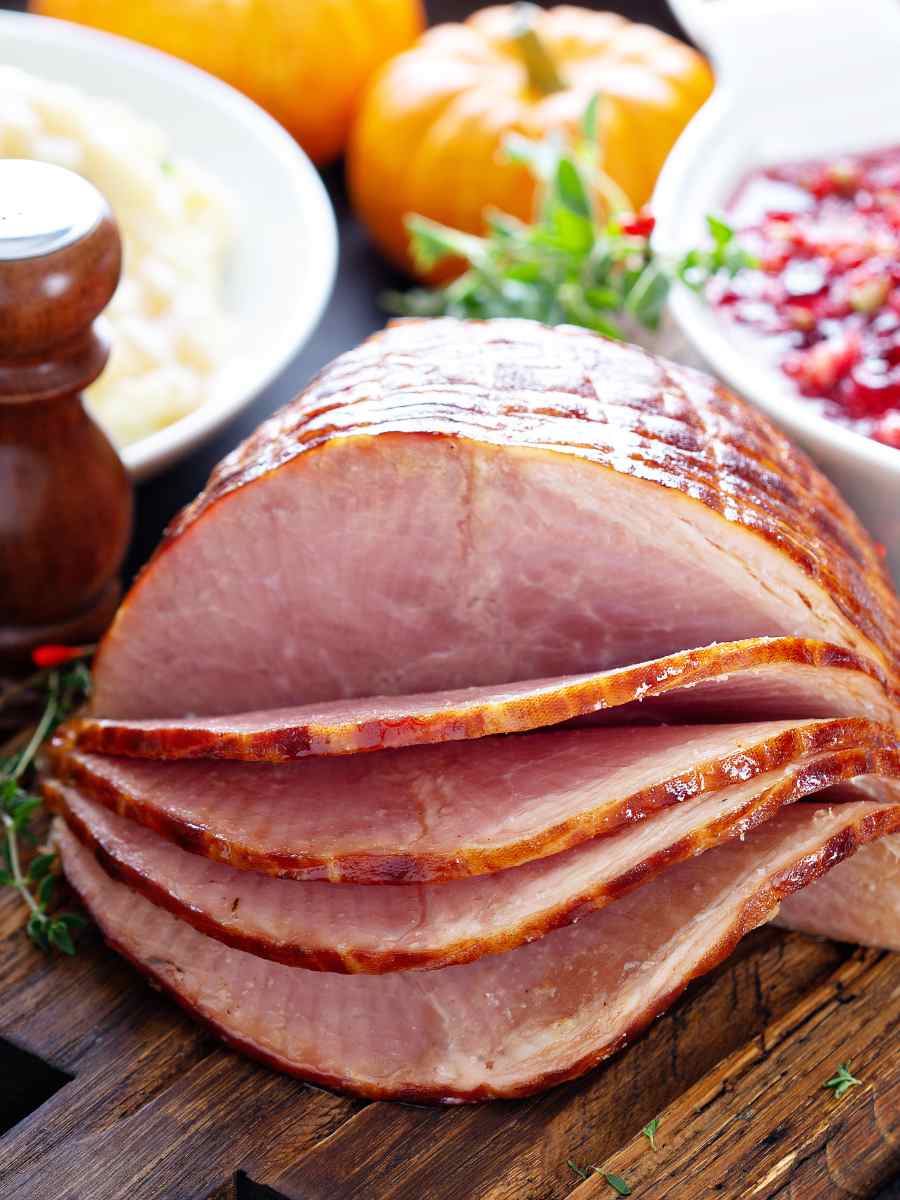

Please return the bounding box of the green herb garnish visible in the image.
[567,1161,632,1194]
[1,654,92,953]
[386,97,754,337]
[642,1116,660,1151]
[824,1062,862,1100]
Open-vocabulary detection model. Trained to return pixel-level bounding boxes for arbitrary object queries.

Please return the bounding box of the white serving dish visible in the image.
[0,10,338,481]
[655,0,900,581]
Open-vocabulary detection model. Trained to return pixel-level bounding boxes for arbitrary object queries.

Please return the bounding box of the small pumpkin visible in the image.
[348,4,713,274]
[32,0,425,166]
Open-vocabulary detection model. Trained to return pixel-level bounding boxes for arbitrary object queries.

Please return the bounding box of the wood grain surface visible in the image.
[1,871,897,1200]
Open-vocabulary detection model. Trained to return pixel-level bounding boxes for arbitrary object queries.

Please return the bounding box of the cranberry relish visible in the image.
[709,145,900,449]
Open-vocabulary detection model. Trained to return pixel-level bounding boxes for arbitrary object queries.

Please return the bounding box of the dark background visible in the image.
[0,0,688,580]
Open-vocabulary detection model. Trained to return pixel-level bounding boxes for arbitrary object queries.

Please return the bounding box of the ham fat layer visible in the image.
[51,756,900,973]
[90,320,900,720]
[48,718,897,883]
[56,796,900,1103]
[69,638,898,762]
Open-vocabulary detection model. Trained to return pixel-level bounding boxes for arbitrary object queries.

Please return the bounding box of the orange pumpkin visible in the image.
[348,4,713,274]
[32,0,425,165]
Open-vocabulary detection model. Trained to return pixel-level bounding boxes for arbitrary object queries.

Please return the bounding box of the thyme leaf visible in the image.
[824,1062,862,1099]
[642,1116,660,1150]
[566,1161,632,1194]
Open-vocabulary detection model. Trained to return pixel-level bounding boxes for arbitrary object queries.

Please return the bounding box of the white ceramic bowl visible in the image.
[0,10,338,481]
[656,0,900,581]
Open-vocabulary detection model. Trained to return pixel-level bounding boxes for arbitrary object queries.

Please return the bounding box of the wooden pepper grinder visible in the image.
[0,160,133,669]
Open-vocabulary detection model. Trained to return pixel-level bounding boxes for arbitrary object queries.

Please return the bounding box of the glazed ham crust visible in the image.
[69,638,898,762]
[50,752,900,973]
[47,719,898,884]
[55,796,900,1103]
[90,320,900,720]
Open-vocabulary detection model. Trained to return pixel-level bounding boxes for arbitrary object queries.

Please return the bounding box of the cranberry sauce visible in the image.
[709,145,900,448]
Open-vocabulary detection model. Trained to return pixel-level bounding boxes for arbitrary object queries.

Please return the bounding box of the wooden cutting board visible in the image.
[1,867,898,1200]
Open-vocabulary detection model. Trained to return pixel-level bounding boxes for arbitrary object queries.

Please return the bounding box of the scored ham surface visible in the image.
[70,638,898,761]
[89,320,900,720]
[55,795,900,1103]
[774,832,900,950]
[51,759,900,973]
[48,718,897,883]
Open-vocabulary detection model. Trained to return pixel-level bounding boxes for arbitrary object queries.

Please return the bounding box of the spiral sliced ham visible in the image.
[49,718,896,883]
[70,638,898,762]
[56,794,900,1102]
[89,320,899,721]
[50,740,900,972]
[53,318,900,1102]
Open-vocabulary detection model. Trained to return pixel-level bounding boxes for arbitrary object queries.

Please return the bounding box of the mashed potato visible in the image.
[0,65,236,448]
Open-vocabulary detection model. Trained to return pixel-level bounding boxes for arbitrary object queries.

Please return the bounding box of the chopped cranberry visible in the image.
[839,360,900,419]
[712,145,900,447]
[783,331,861,395]
[784,302,816,332]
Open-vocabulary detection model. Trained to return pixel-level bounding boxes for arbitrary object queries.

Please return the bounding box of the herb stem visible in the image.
[11,677,59,783]
[590,168,633,222]
[2,811,42,917]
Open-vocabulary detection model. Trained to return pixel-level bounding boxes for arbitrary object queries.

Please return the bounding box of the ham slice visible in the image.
[774,831,900,950]
[55,794,900,1102]
[48,718,897,883]
[89,320,899,721]
[68,638,898,762]
[50,758,900,973]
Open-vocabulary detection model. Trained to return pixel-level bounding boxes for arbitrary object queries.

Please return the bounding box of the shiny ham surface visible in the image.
[48,718,897,883]
[774,832,900,950]
[70,638,898,761]
[89,320,900,720]
[56,796,900,1103]
[51,758,900,973]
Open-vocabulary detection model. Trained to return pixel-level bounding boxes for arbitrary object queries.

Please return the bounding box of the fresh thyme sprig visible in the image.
[386,97,754,336]
[567,1161,632,1195]
[0,650,93,954]
[824,1061,862,1100]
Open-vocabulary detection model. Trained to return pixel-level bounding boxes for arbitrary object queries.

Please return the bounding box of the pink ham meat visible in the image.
[69,638,898,762]
[89,320,900,721]
[774,832,900,950]
[56,795,900,1103]
[50,757,900,973]
[48,718,898,883]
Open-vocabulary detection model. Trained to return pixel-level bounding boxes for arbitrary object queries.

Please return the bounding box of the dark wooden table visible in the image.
[2,3,900,1198]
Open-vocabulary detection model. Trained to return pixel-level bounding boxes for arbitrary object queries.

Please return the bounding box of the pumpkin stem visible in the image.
[512,4,566,95]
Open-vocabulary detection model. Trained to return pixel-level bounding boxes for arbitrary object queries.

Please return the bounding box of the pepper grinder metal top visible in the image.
[0,160,133,668]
